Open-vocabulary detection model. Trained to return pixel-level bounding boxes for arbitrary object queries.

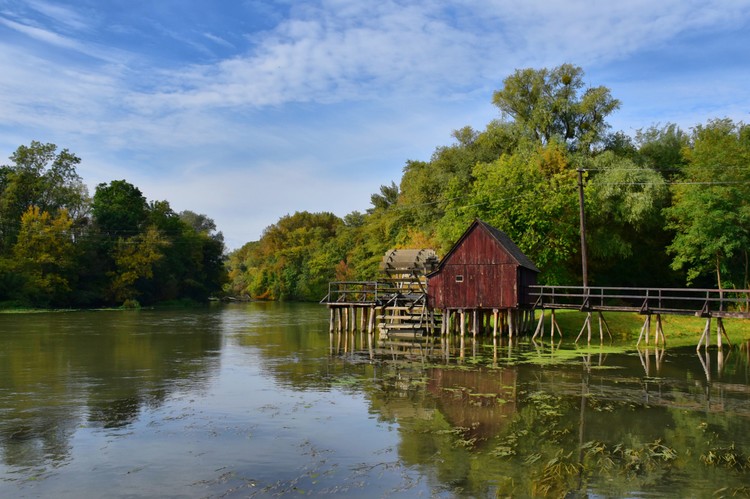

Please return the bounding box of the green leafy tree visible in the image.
[227,211,343,301]
[635,123,689,173]
[91,180,148,237]
[0,141,88,251]
[12,206,76,305]
[586,151,672,285]
[108,226,168,304]
[492,64,620,152]
[179,210,224,243]
[145,203,226,302]
[454,141,580,283]
[666,119,750,288]
[397,123,520,246]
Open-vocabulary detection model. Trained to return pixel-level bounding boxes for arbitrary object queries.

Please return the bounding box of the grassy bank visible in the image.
[549,309,750,348]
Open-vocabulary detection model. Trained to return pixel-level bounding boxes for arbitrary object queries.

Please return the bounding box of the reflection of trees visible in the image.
[0,310,222,468]
[350,339,750,497]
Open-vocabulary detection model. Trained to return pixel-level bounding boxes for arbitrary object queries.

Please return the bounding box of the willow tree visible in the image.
[586,151,671,286]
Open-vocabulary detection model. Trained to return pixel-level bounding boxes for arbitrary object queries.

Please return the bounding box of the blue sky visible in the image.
[1,0,749,249]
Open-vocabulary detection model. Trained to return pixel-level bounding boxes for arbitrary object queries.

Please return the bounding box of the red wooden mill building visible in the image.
[427,219,539,337]
[322,218,540,338]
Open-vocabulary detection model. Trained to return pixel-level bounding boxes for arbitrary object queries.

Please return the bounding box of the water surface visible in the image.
[1,303,749,497]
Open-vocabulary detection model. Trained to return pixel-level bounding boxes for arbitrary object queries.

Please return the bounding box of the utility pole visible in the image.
[577,168,588,288]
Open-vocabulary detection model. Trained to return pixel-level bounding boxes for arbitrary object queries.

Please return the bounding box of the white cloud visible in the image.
[1,0,749,248]
[24,0,92,31]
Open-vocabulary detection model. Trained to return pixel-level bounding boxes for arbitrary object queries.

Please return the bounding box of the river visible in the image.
[1,302,749,497]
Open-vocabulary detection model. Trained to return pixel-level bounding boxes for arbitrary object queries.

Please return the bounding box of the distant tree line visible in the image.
[0,141,226,308]
[226,64,750,301]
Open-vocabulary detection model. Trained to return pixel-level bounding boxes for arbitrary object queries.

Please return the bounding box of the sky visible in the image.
[1,0,749,250]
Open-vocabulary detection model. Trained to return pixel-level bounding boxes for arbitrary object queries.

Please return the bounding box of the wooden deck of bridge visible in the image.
[529,285,750,347]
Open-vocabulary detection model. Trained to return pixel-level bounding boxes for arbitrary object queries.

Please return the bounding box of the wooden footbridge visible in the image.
[529,285,750,349]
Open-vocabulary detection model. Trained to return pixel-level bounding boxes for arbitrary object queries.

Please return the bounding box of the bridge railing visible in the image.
[322,280,429,305]
[321,281,380,304]
[529,285,750,316]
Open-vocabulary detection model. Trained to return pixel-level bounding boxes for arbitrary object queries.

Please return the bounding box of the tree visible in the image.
[443,141,581,284]
[91,180,148,237]
[586,151,672,286]
[635,123,689,173]
[108,226,168,304]
[146,204,226,302]
[179,210,224,244]
[492,64,620,152]
[0,141,88,251]
[12,206,76,305]
[227,211,343,301]
[368,182,400,212]
[665,119,750,288]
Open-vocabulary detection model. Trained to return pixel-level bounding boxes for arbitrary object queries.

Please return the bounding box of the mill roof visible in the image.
[431,219,540,274]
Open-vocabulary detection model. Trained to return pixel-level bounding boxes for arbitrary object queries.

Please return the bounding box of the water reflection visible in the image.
[329,327,750,496]
[0,310,222,469]
[2,304,750,498]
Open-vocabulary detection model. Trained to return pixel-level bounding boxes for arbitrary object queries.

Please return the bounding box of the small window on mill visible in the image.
[455,275,464,283]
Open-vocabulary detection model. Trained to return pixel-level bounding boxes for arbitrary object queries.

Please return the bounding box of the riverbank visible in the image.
[552,309,750,348]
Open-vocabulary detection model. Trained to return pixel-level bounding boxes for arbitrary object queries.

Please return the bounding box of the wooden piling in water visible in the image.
[493,309,499,338]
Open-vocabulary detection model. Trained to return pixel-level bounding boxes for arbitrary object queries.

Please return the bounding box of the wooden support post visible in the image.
[636,315,651,347]
[717,317,722,349]
[532,309,545,340]
[575,313,592,344]
[655,314,665,346]
[472,310,478,339]
[493,309,499,338]
[460,309,466,338]
[368,307,375,335]
[508,310,514,339]
[359,307,366,333]
[526,310,534,335]
[550,309,563,339]
[696,317,711,351]
[717,317,732,348]
[598,312,613,340]
[528,310,534,334]
[329,308,335,334]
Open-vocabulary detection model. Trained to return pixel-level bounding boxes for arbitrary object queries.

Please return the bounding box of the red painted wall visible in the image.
[428,224,536,309]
